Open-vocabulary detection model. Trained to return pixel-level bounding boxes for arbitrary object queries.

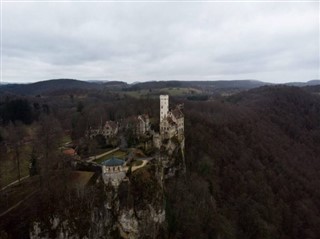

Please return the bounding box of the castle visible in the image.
[87,95,183,145]
[159,95,184,141]
[82,95,185,187]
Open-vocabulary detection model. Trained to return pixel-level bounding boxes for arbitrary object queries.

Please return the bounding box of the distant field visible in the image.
[121,87,203,98]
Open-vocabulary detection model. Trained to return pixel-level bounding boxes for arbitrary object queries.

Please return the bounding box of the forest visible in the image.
[0,84,320,239]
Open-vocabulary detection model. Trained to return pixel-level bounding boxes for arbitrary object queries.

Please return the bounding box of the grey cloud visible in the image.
[2,2,319,83]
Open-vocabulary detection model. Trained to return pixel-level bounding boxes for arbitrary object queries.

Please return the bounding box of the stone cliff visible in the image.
[30,162,167,239]
[30,136,184,239]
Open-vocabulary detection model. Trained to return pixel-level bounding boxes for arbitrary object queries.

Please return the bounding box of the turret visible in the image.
[160,95,169,122]
[160,95,169,136]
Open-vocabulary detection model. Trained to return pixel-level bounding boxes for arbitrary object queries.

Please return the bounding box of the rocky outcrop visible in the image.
[117,206,165,239]
[30,134,185,239]
[30,163,166,239]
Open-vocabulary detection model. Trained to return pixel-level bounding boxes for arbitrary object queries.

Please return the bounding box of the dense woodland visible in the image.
[168,86,320,239]
[0,83,320,238]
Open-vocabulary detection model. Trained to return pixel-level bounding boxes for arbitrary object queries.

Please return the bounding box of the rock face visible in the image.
[117,206,165,239]
[30,133,184,239]
[116,162,166,239]
[30,163,167,239]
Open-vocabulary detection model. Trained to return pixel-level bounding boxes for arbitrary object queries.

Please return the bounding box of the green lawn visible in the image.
[87,147,113,157]
[0,144,32,188]
[120,87,203,99]
[61,134,72,144]
[1,133,72,188]
[93,150,128,164]
[160,87,202,96]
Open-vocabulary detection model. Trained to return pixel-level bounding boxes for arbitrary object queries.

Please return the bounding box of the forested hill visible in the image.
[168,86,320,238]
[1,79,319,96]
[0,79,269,95]
[286,79,320,86]
[127,79,270,90]
[0,79,128,95]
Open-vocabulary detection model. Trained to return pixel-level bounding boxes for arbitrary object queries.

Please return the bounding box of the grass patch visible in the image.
[87,147,113,157]
[61,134,72,144]
[120,87,203,99]
[0,144,32,188]
[160,87,202,96]
[93,150,127,164]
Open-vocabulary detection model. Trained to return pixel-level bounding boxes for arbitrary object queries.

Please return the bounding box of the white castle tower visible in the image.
[160,95,169,135]
[160,95,169,121]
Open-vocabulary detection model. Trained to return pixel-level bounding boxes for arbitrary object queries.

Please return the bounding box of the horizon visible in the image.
[1,2,319,84]
[1,78,320,85]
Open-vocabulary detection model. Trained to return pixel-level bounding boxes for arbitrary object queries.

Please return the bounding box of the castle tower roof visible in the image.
[102,157,125,166]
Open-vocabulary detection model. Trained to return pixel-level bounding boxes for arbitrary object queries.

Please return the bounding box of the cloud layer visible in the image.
[2,1,319,83]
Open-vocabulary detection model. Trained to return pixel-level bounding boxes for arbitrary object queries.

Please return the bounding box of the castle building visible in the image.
[124,114,151,137]
[137,114,151,135]
[159,95,184,140]
[160,95,169,122]
[87,120,118,139]
[103,121,119,138]
[102,157,127,187]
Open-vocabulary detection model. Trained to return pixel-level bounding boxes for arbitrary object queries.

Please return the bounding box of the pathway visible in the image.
[0,175,30,192]
[131,159,149,172]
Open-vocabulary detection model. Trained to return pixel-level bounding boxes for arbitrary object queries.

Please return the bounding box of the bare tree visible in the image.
[36,115,63,188]
[7,122,26,183]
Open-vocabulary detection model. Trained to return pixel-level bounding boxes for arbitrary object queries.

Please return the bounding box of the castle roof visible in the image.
[104,121,118,130]
[63,148,76,156]
[171,108,183,119]
[102,157,125,166]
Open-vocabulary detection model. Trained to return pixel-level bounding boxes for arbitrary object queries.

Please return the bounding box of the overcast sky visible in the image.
[1,1,319,83]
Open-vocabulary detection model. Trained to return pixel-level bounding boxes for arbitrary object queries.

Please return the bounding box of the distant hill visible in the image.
[102,81,128,89]
[0,79,269,95]
[303,84,320,94]
[1,78,318,96]
[128,80,271,91]
[285,79,320,86]
[0,79,128,95]
[0,79,96,95]
[0,81,11,85]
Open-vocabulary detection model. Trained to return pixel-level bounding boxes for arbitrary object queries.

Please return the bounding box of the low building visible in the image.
[137,114,151,135]
[63,148,77,156]
[102,157,127,187]
[87,127,102,138]
[152,132,161,149]
[124,114,151,137]
[103,121,119,138]
[87,120,119,139]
